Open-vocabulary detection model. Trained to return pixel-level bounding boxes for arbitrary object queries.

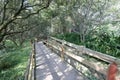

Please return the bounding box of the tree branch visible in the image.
[5,27,33,36]
[13,0,25,18]
[0,0,52,43]
[16,0,51,19]
[0,0,9,25]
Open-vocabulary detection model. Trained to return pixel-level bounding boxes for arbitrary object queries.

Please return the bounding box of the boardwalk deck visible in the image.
[35,42,84,80]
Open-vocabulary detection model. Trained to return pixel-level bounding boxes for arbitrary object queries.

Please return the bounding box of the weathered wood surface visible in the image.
[35,42,85,80]
[24,41,35,80]
[50,37,120,64]
[45,37,120,80]
[25,37,120,80]
[45,41,106,79]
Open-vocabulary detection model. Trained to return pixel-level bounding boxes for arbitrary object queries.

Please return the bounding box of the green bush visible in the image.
[55,33,80,44]
[0,53,18,70]
[0,41,31,80]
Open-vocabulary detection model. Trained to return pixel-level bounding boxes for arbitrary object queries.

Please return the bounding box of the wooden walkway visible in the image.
[35,42,84,80]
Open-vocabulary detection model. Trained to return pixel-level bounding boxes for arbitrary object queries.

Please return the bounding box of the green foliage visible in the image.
[54,33,80,44]
[54,33,120,58]
[0,41,31,80]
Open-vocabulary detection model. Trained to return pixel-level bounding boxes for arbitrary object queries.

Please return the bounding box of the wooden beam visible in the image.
[50,37,120,64]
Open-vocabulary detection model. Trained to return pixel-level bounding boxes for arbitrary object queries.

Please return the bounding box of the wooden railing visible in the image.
[24,40,36,80]
[44,37,120,80]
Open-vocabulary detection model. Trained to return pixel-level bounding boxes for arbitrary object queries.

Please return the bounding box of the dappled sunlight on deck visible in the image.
[35,42,84,80]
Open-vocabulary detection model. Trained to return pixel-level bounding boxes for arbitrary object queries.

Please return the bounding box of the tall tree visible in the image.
[0,0,51,44]
[68,0,111,43]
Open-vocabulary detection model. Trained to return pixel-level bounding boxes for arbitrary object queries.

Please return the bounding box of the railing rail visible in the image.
[24,40,36,80]
[44,36,120,80]
[50,37,120,64]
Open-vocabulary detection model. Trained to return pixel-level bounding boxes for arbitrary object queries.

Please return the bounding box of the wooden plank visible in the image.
[24,42,34,80]
[84,48,120,64]
[46,41,107,76]
[50,37,120,64]
[24,52,32,80]
[35,42,85,80]
[47,37,120,80]
[50,37,82,49]
[65,50,107,75]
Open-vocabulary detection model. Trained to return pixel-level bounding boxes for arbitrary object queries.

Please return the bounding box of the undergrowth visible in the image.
[0,40,31,80]
[54,33,120,58]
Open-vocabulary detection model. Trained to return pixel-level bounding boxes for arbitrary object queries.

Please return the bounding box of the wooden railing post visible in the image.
[106,62,118,80]
[61,45,64,60]
[61,41,65,60]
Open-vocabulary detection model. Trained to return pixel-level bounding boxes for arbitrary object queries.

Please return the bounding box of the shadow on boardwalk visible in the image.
[35,42,85,80]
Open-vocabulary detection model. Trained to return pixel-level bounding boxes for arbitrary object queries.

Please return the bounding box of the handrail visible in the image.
[24,51,32,80]
[24,40,36,80]
[50,37,120,64]
[45,36,120,80]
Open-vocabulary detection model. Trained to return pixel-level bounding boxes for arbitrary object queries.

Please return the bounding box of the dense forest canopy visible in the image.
[0,0,120,46]
[0,0,120,79]
[0,0,51,46]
